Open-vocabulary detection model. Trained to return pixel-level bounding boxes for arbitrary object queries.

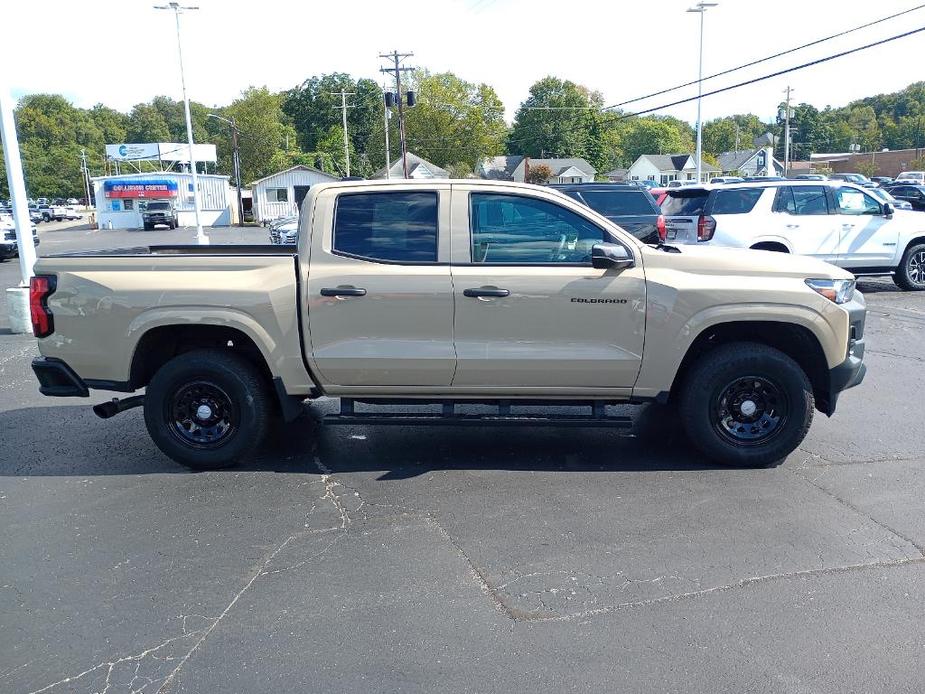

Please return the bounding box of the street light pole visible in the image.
[688,2,718,184]
[208,113,244,226]
[155,2,207,244]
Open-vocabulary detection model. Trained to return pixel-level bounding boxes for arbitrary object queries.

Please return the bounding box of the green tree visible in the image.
[282,73,384,177]
[619,118,691,163]
[703,114,766,155]
[223,86,297,183]
[507,77,602,158]
[126,103,171,143]
[403,70,507,170]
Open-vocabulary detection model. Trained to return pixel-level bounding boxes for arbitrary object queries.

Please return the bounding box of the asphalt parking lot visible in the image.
[2,225,925,692]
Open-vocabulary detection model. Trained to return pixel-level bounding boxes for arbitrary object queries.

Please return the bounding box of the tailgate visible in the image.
[660,188,710,245]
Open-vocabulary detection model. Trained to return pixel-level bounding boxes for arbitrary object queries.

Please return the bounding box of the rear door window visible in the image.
[708,188,764,214]
[661,190,709,216]
[333,191,439,263]
[773,186,830,215]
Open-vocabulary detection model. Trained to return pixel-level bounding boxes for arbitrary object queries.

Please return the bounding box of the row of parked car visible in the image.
[552,179,925,292]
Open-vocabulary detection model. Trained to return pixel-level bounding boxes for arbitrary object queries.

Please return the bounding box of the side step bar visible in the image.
[324,399,633,428]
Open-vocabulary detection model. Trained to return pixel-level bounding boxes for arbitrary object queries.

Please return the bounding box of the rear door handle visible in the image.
[785,224,800,228]
[320,286,367,297]
[463,287,510,298]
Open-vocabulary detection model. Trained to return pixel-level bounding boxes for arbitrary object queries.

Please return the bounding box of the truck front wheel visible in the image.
[144,349,270,470]
[678,342,813,468]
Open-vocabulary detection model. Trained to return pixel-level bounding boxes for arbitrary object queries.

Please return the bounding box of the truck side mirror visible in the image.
[591,243,635,270]
[883,202,894,218]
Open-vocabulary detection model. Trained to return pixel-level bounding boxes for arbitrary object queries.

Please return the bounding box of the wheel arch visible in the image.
[128,323,274,391]
[669,320,831,414]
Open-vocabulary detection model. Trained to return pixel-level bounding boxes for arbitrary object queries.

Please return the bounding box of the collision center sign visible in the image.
[103,179,179,199]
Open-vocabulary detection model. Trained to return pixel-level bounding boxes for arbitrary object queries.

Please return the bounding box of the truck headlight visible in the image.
[805,278,856,304]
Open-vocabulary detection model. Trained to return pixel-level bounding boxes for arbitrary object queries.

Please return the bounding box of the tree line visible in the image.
[4,73,925,198]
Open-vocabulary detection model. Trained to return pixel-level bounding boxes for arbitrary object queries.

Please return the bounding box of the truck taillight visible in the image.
[29,275,56,338]
[697,215,716,242]
[656,215,667,242]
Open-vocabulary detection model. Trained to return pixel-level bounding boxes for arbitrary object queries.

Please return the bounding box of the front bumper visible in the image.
[820,297,867,416]
[32,357,89,397]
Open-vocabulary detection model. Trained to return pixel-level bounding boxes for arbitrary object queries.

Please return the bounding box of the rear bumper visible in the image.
[32,357,89,397]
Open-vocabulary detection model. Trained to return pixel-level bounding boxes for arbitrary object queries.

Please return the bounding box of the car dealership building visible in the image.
[92,172,233,230]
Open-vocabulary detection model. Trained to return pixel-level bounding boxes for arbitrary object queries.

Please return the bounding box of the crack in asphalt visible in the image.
[787,464,925,555]
[513,555,925,623]
[27,614,217,694]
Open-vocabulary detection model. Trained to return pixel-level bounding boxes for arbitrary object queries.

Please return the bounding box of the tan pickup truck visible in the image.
[29,180,866,469]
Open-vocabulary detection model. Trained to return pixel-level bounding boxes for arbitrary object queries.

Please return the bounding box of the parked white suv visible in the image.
[895,171,925,186]
[661,181,925,290]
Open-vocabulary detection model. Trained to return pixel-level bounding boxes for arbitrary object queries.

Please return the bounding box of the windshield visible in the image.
[147,202,171,211]
[565,190,657,216]
[661,190,710,215]
[869,188,894,202]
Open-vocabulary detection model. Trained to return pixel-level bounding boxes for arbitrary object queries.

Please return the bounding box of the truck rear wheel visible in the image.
[678,342,813,468]
[144,349,270,470]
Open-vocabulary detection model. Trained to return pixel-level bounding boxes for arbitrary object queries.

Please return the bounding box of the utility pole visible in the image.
[687,2,718,183]
[208,113,244,226]
[155,2,207,244]
[330,90,355,177]
[382,82,391,178]
[379,50,414,178]
[783,85,793,177]
[80,148,92,208]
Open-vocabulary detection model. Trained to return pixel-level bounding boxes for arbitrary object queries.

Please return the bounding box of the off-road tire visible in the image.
[678,342,813,468]
[893,242,925,291]
[144,349,270,470]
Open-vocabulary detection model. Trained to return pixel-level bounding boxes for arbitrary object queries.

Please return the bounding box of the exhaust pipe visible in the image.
[93,395,145,419]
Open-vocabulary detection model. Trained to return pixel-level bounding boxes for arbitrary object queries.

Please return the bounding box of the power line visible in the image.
[613,24,925,120]
[605,3,925,111]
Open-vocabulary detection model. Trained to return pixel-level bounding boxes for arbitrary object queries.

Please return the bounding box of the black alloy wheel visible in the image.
[712,376,789,446]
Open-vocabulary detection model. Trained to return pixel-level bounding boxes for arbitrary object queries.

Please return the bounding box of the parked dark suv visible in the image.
[142,200,178,230]
[882,183,925,211]
[549,183,665,243]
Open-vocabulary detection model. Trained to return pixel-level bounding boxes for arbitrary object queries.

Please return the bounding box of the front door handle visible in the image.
[785,224,800,228]
[463,287,510,298]
[320,286,367,297]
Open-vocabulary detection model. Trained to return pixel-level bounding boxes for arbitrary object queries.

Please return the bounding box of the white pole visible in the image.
[0,88,37,285]
[166,4,207,244]
[695,8,704,183]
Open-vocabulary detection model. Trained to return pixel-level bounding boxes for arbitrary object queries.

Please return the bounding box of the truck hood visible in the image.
[642,243,854,281]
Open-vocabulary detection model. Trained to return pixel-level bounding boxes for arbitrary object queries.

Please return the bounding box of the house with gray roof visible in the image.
[716,146,783,177]
[626,153,719,185]
[372,152,449,180]
[477,156,596,183]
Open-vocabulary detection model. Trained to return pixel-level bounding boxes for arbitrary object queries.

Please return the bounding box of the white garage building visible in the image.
[92,172,232,230]
[250,165,340,223]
